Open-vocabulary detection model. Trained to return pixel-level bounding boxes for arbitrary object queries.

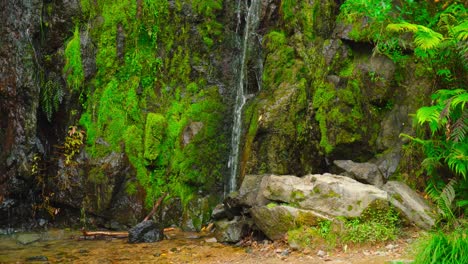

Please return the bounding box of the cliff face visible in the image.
[1,0,464,229]
[0,0,43,225]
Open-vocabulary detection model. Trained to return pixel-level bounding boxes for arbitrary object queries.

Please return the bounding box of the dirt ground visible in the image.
[0,228,419,263]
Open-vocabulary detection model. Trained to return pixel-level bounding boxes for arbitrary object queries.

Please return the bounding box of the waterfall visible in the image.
[227,0,261,194]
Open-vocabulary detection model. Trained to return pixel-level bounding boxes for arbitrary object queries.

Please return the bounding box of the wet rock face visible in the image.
[0,0,42,223]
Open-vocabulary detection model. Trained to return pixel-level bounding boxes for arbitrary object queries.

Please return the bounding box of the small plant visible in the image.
[64,126,85,165]
[413,229,468,264]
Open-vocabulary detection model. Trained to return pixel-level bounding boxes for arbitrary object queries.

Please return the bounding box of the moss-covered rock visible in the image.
[250,205,331,240]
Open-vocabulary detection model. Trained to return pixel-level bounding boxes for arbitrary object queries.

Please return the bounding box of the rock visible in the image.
[383,181,436,230]
[263,174,388,217]
[16,233,41,245]
[180,195,215,231]
[250,205,331,240]
[238,175,270,207]
[317,250,327,258]
[26,255,48,262]
[223,192,243,220]
[214,217,252,243]
[375,151,401,180]
[128,220,164,243]
[205,237,217,243]
[333,160,385,187]
[182,122,204,146]
[211,204,227,220]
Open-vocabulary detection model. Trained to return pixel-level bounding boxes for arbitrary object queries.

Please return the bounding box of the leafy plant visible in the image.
[40,73,64,122]
[63,25,84,91]
[63,126,85,165]
[413,229,468,264]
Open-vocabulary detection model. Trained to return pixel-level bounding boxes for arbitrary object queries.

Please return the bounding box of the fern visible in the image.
[453,21,468,41]
[40,73,64,122]
[416,105,443,134]
[450,111,468,143]
[426,179,457,223]
[387,22,444,50]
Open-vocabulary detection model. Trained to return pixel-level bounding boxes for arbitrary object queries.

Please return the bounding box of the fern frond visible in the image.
[451,92,468,110]
[446,147,468,179]
[416,105,443,133]
[438,179,457,220]
[452,21,468,41]
[433,88,466,101]
[450,111,468,142]
[457,200,468,208]
[414,27,444,50]
[386,22,419,33]
[426,179,457,221]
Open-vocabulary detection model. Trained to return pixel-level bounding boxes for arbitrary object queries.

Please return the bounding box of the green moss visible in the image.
[74,0,227,213]
[144,113,166,161]
[291,190,306,201]
[63,25,84,91]
[267,202,278,209]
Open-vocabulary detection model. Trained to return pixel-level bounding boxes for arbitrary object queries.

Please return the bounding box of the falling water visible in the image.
[227,0,261,194]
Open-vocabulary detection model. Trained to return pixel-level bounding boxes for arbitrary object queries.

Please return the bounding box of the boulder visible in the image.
[238,174,270,207]
[128,220,164,243]
[263,174,388,217]
[250,205,332,240]
[211,204,227,220]
[214,217,253,243]
[333,160,385,187]
[383,181,436,230]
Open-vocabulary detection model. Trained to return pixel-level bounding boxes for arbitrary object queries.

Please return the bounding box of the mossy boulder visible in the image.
[263,174,389,218]
[250,205,332,240]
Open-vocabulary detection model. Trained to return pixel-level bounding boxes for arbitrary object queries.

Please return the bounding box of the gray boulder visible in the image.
[383,181,436,230]
[238,174,270,207]
[250,205,332,240]
[214,217,252,243]
[263,174,388,217]
[333,160,385,187]
[128,220,164,243]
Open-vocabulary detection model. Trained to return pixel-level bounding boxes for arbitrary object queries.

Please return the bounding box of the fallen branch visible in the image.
[144,193,168,221]
[81,228,128,238]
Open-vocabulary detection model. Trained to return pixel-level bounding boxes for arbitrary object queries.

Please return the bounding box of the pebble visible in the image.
[205,237,217,243]
[385,244,398,250]
[317,250,326,258]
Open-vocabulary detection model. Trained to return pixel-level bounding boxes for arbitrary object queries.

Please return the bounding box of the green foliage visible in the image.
[402,88,467,224]
[144,113,166,161]
[426,179,458,225]
[288,205,400,249]
[63,126,85,165]
[63,25,84,91]
[74,0,227,212]
[414,229,468,264]
[339,0,391,24]
[387,22,444,50]
[40,73,64,122]
[404,89,468,180]
[344,203,400,243]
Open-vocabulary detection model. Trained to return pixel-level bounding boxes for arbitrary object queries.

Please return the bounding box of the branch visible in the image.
[143,193,168,221]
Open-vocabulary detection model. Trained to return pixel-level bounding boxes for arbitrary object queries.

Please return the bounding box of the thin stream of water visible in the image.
[227,0,261,194]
